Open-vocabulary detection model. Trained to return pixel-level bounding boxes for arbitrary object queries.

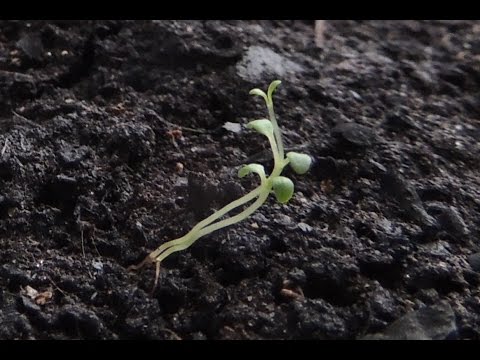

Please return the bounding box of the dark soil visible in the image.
[1,20,480,340]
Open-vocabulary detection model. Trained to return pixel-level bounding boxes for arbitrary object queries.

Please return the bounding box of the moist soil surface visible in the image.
[1,20,480,340]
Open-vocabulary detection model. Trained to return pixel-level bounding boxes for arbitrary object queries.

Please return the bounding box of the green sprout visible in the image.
[129,80,312,290]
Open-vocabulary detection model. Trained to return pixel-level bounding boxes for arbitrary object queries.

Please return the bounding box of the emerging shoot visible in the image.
[129,80,312,291]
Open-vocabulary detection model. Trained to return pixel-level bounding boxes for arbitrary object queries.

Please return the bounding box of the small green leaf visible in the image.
[272,176,294,204]
[249,88,268,103]
[238,163,266,179]
[267,80,281,102]
[246,119,273,137]
[286,152,312,175]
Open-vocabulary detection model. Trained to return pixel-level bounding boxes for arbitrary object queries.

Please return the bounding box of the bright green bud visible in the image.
[267,80,281,102]
[249,88,268,103]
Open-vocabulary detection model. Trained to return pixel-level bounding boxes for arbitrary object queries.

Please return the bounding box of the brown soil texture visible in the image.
[1,20,480,339]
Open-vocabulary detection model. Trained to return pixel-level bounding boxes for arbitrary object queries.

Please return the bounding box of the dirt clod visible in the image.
[1,20,480,339]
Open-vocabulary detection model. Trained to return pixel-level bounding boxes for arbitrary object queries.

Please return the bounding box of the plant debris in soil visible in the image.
[1,20,480,340]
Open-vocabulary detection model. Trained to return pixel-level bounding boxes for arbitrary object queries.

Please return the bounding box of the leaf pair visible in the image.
[245,119,312,175]
[249,80,282,106]
[239,163,294,204]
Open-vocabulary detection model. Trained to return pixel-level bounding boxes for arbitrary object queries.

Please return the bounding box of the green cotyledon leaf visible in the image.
[272,176,294,204]
[286,152,312,175]
[246,119,274,138]
[238,163,266,182]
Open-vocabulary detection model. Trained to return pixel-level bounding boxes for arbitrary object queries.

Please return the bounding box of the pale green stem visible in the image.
[267,102,284,159]
[154,188,270,263]
[266,133,281,169]
[190,186,263,233]
[270,157,290,179]
[197,187,270,237]
[147,186,263,260]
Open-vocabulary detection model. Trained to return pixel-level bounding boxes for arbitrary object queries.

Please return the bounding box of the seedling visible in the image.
[129,80,312,290]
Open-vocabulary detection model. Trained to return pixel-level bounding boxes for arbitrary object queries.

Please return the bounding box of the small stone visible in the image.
[236,46,304,81]
[363,301,457,340]
[252,213,268,224]
[298,222,313,233]
[91,260,104,273]
[274,214,294,227]
[332,122,376,148]
[222,122,242,134]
